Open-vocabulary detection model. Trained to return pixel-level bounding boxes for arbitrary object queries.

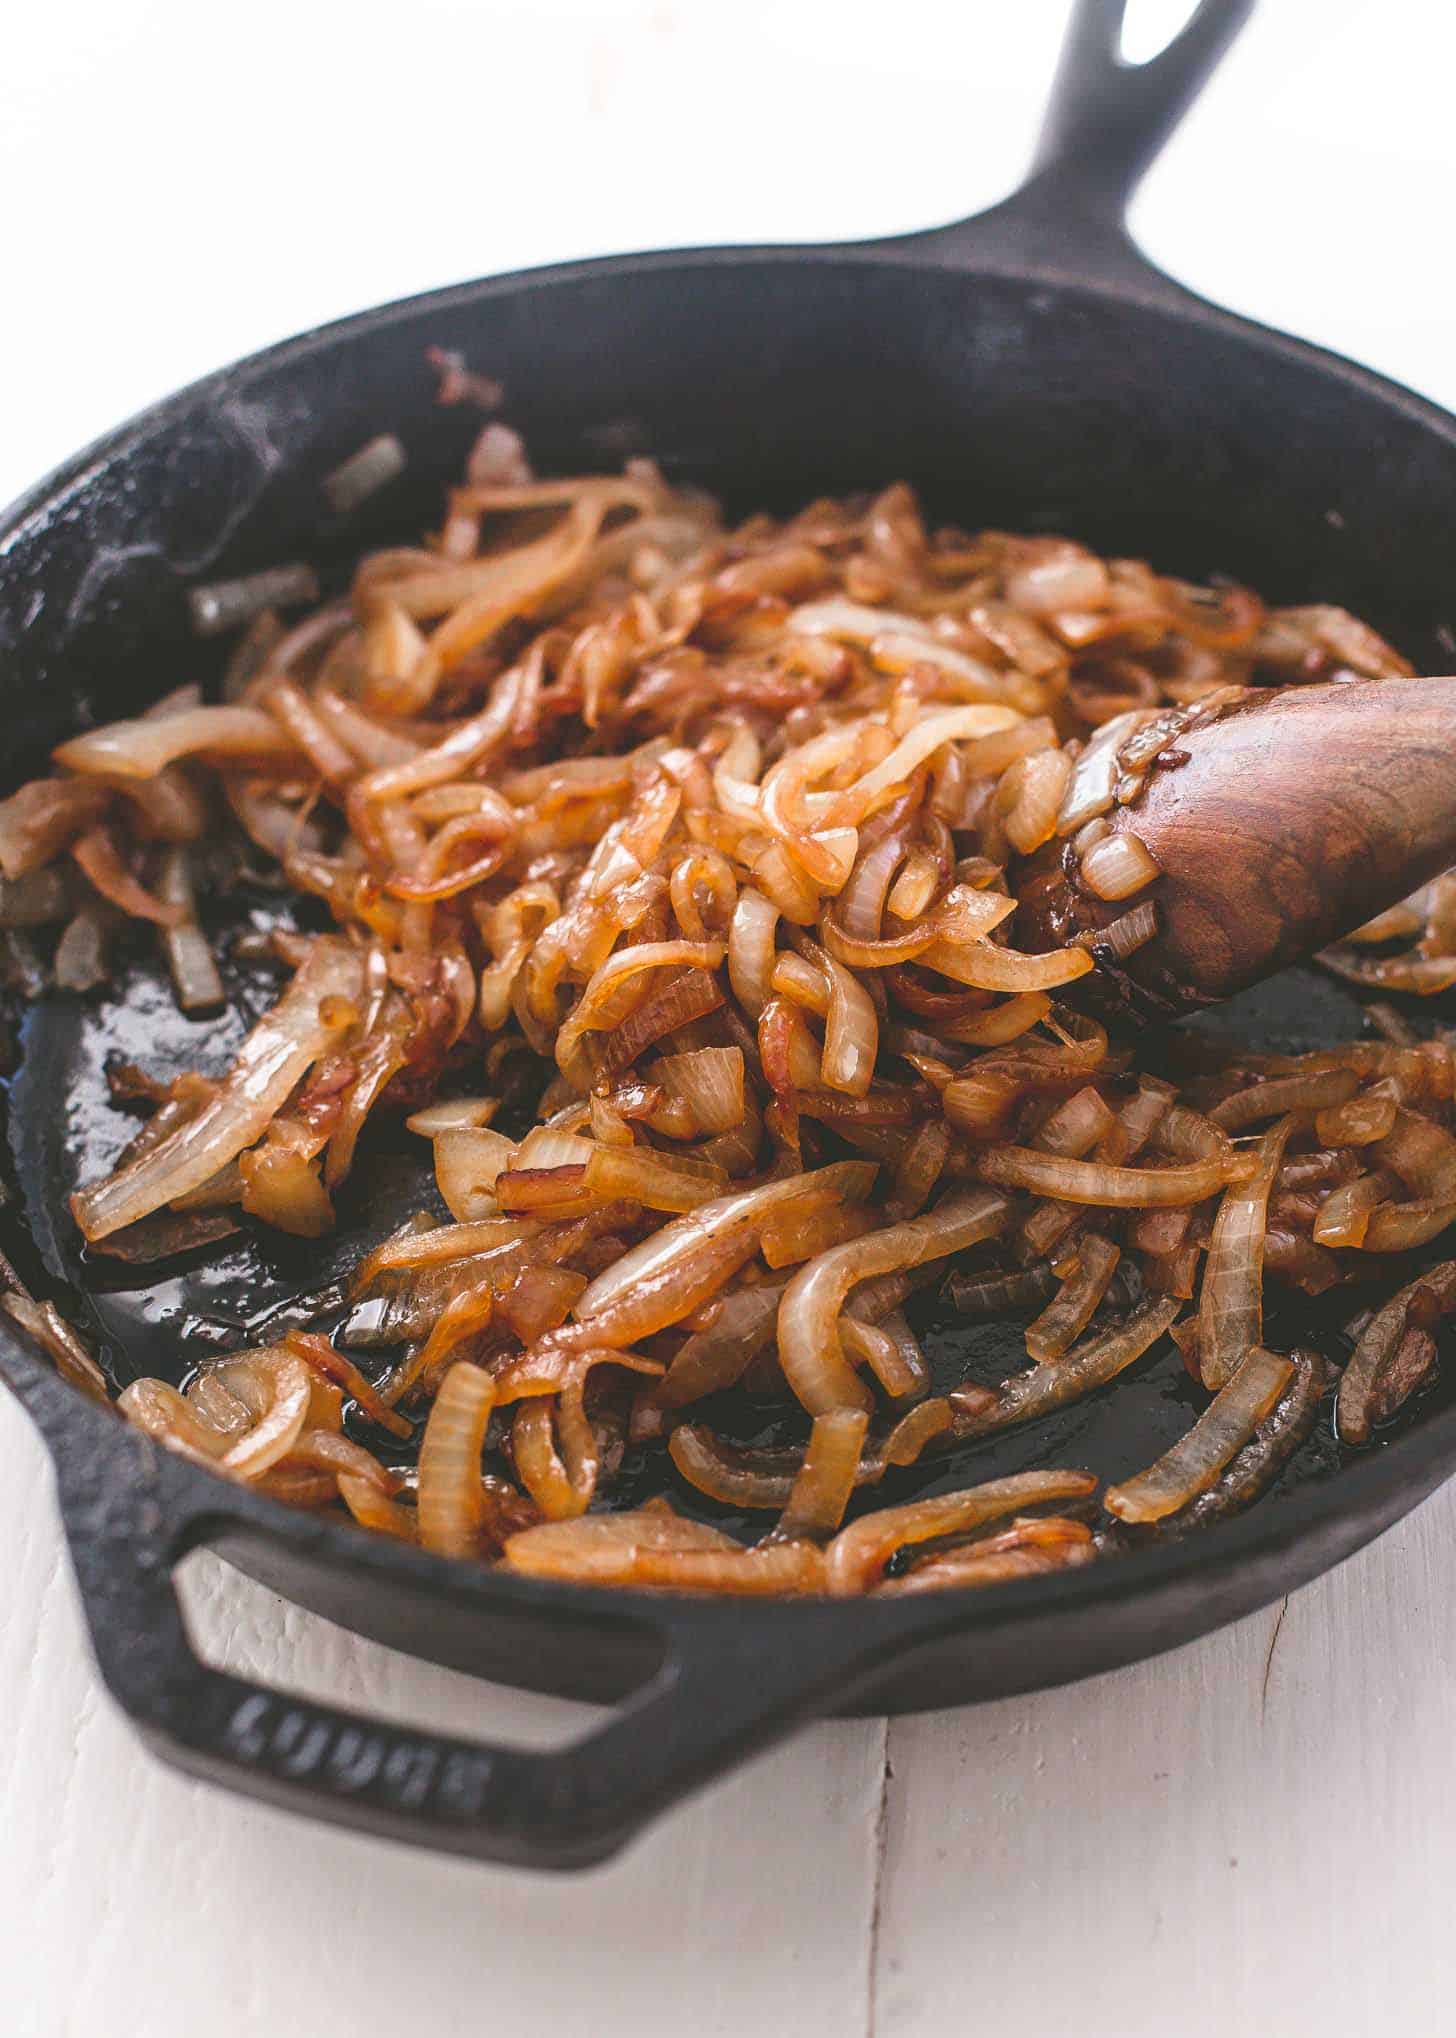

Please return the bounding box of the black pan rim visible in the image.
[6,232,1456,568]
[5,234,1456,1644]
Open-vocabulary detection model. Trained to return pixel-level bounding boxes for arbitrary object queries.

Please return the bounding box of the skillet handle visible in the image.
[44,1409,892,1871]
[1028,0,1255,220]
[900,0,1254,271]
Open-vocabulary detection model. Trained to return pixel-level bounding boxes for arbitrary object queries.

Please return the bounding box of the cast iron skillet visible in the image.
[3,0,1456,1870]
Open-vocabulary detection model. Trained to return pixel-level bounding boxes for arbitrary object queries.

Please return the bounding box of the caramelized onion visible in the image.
[1107,1347,1293,1523]
[978,1146,1237,1207]
[1338,1263,1456,1443]
[30,448,1451,1598]
[779,1189,1007,1415]
[1025,1234,1121,1363]
[953,1294,1182,1439]
[72,940,363,1239]
[824,1468,1097,1596]
[416,1361,499,1557]
[1197,1117,1292,1391]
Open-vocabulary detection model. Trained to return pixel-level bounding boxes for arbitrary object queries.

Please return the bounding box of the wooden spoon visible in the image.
[1014,679,1456,1022]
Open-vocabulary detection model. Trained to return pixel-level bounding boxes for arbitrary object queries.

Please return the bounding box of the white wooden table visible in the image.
[3,5,1454,2032]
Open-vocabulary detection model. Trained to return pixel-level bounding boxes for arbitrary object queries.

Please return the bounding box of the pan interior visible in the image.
[8,926,1451,1549]
[3,253,1456,1545]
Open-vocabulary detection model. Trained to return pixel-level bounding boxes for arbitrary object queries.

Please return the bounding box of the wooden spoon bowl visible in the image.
[1015,679,1456,1023]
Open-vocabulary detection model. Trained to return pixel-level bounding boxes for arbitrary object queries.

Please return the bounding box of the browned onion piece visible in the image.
[503,1509,739,1581]
[1131,1349,1328,1537]
[1313,1172,1392,1249]
[4,1293,110,1403]
[947,1261,1058,1319]
[641,1277,788,1426]
[1319,948,1456,996]
[623,1542,827,1595]
[778,1188,1008,1415]
[1105,1347,1294,1523]
[953,1293,1182,1439]
[416,1360,499,1557]
[1025,1234,1121,1363]
[880,1519,1096,1594]
[1209,1068,1358,1132]
[284,1331,413,1439]
[57,705,301,779]
[1338,1262,1456,1443]
[1314,1086,1399,1147]
[977,1146,1238,1208]
[582,1142,725,1213]
[1360,1199,1456,1252]
[825,1468,1097,1595]
[0,777,111,878]
[667,1426,804,1509]
[1197,1116,1293,1392]
[776,1408,872,1540]
[71,827,184,927]
[1375,1108,1456,1201]
[355,1215,544,1287]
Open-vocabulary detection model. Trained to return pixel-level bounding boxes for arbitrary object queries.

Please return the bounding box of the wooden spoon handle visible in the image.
[1016,679,1456,1022]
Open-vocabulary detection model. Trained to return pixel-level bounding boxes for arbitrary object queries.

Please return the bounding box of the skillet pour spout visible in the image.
[1014,678,1456,1025]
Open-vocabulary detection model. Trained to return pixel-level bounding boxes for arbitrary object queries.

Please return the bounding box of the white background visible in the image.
[3,3,1455,2034]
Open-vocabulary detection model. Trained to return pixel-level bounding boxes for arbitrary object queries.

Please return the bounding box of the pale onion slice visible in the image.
[56,705,299,779]
[221,1355,314,1479]
[727,888,781,1016]
[1104,1347,1294,1522]
[434,1127,519,1221]
[918,938,1094,993]
[650,1047,746,1133]
[416,1361,498,1558]
[405,1096,500,1136]
[776,1410,872,1542]
[1079,831,1162,901]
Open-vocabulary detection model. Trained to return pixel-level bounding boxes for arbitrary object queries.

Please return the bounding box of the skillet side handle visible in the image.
[45,1410,891,1871]
[899,0,1254,274]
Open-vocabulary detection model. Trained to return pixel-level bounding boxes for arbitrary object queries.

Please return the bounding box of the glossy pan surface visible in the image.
[4,0,1456,1867]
